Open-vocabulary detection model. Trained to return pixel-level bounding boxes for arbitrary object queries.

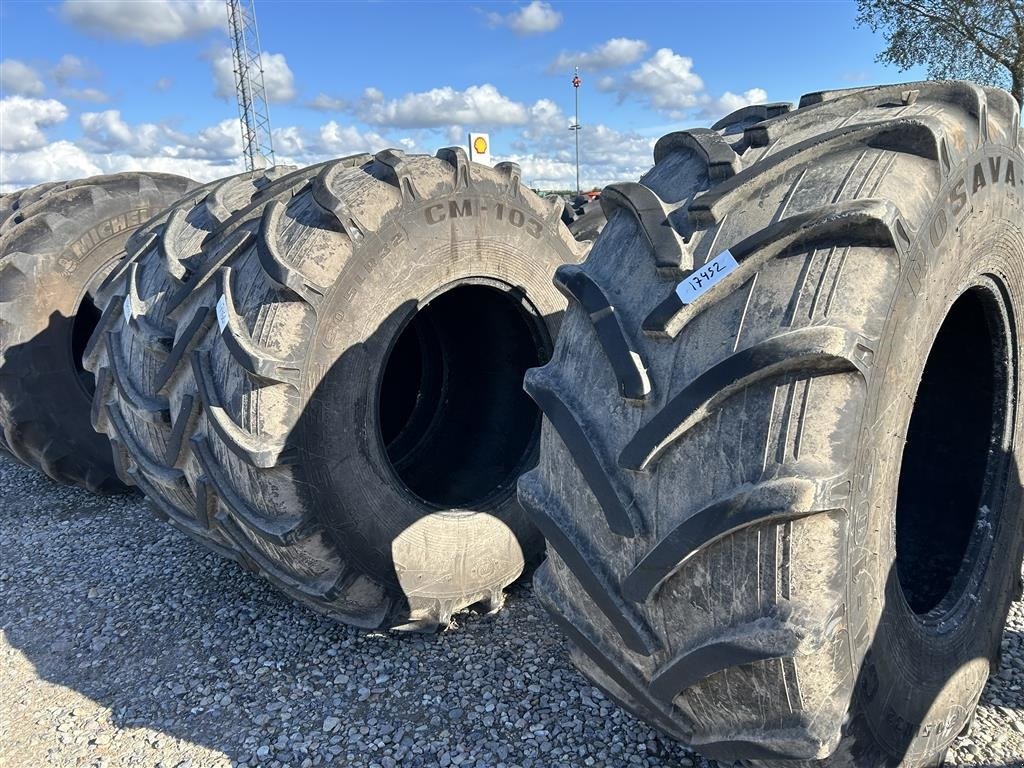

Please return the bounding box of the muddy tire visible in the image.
[0,172,195,490]
[87,149,587,630]
[519,81,1024,766]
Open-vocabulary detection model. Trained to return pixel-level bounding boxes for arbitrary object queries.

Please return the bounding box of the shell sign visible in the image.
[468,132,491,166]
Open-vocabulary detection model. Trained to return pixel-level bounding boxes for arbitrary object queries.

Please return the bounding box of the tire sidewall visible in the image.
[296,184,575,600]
[846,143,1024,763]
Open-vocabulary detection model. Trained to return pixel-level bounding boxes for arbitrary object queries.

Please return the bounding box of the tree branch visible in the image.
[890,0,1016,69]
[900,0,1003,42]
[1002,0,1023,27]
[946,2,1012,47]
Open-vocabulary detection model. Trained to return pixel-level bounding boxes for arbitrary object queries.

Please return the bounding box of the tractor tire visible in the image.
[519,80,1024,767]
[567,200,607,241]
[84,164,313,555]
[87,149,587,630]
[0,181,65,228]
[0,172,195,491]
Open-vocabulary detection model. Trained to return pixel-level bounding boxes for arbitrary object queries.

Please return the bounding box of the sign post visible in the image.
[468,132,491,165]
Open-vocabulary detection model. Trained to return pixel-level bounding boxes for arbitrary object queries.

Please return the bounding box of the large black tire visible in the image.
[0,181,65,229]
[0,172,196,491]
[87,149,588,630]
[519,81,1024,766]
[565,197,608,242]
[84,165,318,556]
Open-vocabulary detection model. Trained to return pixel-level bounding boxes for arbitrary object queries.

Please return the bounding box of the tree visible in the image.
[857,0,1024,107]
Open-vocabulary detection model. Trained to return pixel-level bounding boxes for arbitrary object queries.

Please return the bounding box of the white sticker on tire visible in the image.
[216,294,229,332]
[675,250,739,304]
[122,295,132,323]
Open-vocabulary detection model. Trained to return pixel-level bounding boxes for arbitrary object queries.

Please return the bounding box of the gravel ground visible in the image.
[1,453,1022,768]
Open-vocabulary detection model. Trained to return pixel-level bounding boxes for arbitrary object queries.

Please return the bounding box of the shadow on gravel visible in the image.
[0,455,706,767]
[3,461,1023,768]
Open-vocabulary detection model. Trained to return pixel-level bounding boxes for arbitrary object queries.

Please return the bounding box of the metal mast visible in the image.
[225,0,274,170]
[569,67,582,196]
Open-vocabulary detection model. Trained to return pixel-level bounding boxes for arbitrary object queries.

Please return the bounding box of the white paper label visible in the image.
[675,250,739,304]
[216,294,229,332]
[122,295,132,323]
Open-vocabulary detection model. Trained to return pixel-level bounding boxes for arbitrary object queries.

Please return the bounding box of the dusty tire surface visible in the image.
[0,181,67,229]
[0,172,195,491]
[519,81,1024,767]
[83,165,309,553]
[87,149,587,630]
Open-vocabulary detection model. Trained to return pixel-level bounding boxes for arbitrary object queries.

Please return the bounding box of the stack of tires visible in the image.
[82,149,590,630]
[1,154,593,631]
[2,79,1021,768]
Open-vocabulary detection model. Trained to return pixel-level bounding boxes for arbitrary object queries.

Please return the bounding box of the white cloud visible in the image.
[601,48,767,123]
[78,111,246,163]
[211,50,296,103]
[101,153,247,182]
[63,87,110,103]
[499,154,576,189]
[164,119,242,161]
[521,98,570,140]
[1,140,101,190]
[0,112,416,192]
[1,141,247,192]
[51,54,97,85]
[486,1,562,36]
[501,108,655,190]
[60,0,223,44]
[0,59,45,97]
[80,110,134,149]
[0,97,69,151]
[0,113,649,194]
[307,93,346,112]
[253,53,296,103]
[549,38,648,74]
[269,125,306,157]
[619,48,705,114]
[444,125,464,145]
[700,88,769,120]
[80,110,163,155]
[316,122,390,156]
[520,123,653,188]
[47,56,109,103]
[153,77,174,92]
[356,83,529,128]
[500,132,653,190]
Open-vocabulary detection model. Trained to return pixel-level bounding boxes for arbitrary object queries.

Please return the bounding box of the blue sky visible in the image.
[0,0,926,191]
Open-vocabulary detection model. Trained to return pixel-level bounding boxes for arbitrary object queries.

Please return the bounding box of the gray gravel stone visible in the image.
[1,454,1021,767]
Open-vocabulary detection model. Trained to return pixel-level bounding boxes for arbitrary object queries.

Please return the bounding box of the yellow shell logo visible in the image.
[473,136,488,154]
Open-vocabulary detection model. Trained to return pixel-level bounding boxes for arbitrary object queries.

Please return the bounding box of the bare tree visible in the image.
[857,0,1024,106]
